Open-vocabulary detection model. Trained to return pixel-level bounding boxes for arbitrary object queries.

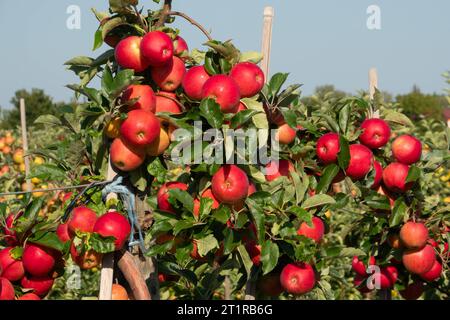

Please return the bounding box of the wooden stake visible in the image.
[19,99,32,192]
[98,156,118,300]
[369,68,380,118]
[261,6,274,77]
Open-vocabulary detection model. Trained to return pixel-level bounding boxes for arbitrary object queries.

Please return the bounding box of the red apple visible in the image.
[229,62,265,98]
[18,293,41,300]
[352,256,376,276]
[280,262,316,295]
[122,85,156,113]
[379,266,398,289]
[22,244,56,277]
[68,206,97,235]
[265,160,295,182]
[155,92,182,114]
[353,274,372,293]
[400,281,424,300]
[276,123,297,145]
[56,223,71,243]
[211,165,249,204]
[157,182,189,213]
[140,31,174,67]
[297,217,325,243]
[359,118,391,149]
[120,109,161,147]
[115,36,149,72]
[316,133,340,165]
[346,144,373,180]
[402,244,436,274]
[392,135,422,165]
[93,212,131,250]
[0,277,15,300]
[420,260,442,282]
[110,137,146,172]
[173,35,188,58]
[371,160,383,190]
[382,162,413,193]
[245,240,261,266]
[201,75,241,113]
[3,212,22,246]
[400,221,428,249]
[20,274,54,297]
[257,273,284,297]
[150,56,186,92]
[193,188,220,217]
[0,247,25,281]
[182,66,210,100]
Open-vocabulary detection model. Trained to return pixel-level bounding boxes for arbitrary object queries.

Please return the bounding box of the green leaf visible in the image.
[15,198,45,237]
[101,16,127,40]
[101,65,114,95]
[261,241,279,275]
[199,197,213,219]
[34,115,62,126]
[340,247,366,257]
[88,233,116,253]
[129,168,147,192]
[239,51,263,64]
[229,109,260,129]
[173,220,195,235]
[30,163,67,181]
[241,98,268,129]
[168,189,194,213]
[237,245,253,277]
[212,206,231,224]
[337,136,350,171]
[288,206,313,225]
[111,69,136,97]
[10,247,24,260]
[302,194,336,209]
[383,109,414,127]
[196,234,219,257]
[338,104,350,135]
[390,198,408,227]
[29,231,64,252]
[199,98,224,128]
[405,165,421,183]
[93,29,104,51]
[64,56,94,66]
[269,73,289,97]
[315,164,340,194]
[147,157,167,183]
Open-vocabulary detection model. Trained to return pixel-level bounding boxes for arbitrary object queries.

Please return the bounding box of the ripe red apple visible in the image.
[22,244,56,277]
[359,118,391,149]
[3,212,22,246]
[371,160,383,190]
[68,206,97,235]
[316,133,340,165]
[257,273,284,297]
[382,162,413,193]
[353,274,372,293]
[265,160,295,182]
[399,221,428,249]
[280,262,316,295]
[379,266,398,289]
[297,217,325,243]
[157,182,189,213]
[110,137,146,172]
[245,240,261,266]
[56,223,71,243]
[346,144,373,180]
[402,244,436,274]
[151,56,186,92]
[400,281,424,300]
[140,31,174,67]
[18,293,41,300]
[193,188,220,217]
[231,182,256,211]
[201,75,241,113]
[0,247,25,281]
[0,277,15,300]
[122,85,156,113]
[158,273,180,283]
[190,239,207,261]
[229,62,265,98]
[120,109,161,147]
[211,165,249,204]
[70,243,102,270]
[276,123,297,145]
[420,260,442,282]
[155,92,182,114]
[182,66,210,100]
[20,274,54,297]
[392,135,422,165]
[115,36,150,72]
[173,35,188,58]
[352,256,376,276]
[93,211,132,250]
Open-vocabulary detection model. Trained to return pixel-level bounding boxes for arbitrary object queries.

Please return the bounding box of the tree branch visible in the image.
[155,0,173,28]
[168,11,213,41]
[133,5,149,32]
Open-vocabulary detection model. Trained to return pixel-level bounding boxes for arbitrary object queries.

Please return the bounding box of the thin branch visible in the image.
[168,10,213,41]
[155,0,172,28]
[133,5,149,32]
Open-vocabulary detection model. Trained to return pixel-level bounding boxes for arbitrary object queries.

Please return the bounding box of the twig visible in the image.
[155,0,172,28]
[133,5,149,32]
[168,11,213,41]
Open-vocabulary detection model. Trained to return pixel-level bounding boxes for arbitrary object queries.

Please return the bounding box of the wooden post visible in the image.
[261,6,274,77]
[19,99,32,192]
[98,157,118,300]
[369,68,380,118]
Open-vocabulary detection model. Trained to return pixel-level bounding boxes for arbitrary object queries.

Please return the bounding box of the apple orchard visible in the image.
[0,0,449,301]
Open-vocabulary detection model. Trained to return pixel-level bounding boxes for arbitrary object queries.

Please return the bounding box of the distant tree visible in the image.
[0,89,60,129]
[301,85,348,106]
[395,85,448,121]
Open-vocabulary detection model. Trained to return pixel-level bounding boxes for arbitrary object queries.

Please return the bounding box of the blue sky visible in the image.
[0,0,449,109]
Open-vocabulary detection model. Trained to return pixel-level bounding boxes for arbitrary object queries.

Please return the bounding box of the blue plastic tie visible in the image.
[101,176,146,253]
